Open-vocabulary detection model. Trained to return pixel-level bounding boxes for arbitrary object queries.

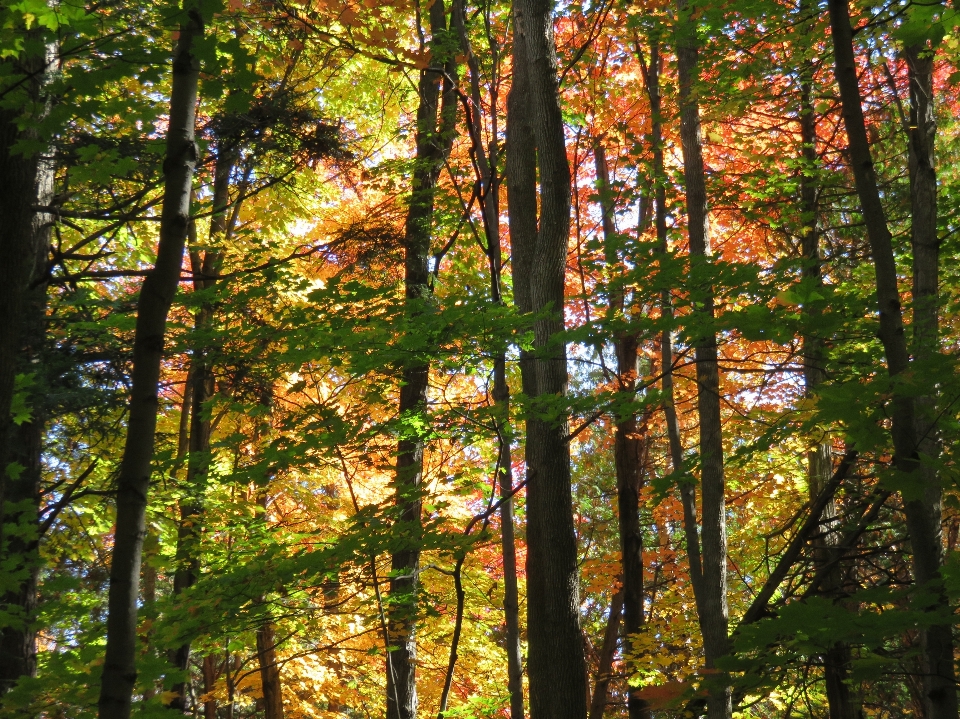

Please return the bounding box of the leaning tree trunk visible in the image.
[97,9,202,718]
[674,4,730,718]
[386,3,456,718]
[827,3,957,719]
[593,140,652,719]
[510,0,587,717]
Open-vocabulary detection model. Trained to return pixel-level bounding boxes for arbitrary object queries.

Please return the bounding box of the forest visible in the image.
[1,0,959,717]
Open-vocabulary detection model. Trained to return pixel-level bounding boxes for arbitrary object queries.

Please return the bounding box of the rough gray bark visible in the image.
[593,141,651,719]
[511,0,587,717]
[674,4,730,718]
[387,3,456,717]
[505,9,539,714]
[97,9,202,718]
[827,4,957,719]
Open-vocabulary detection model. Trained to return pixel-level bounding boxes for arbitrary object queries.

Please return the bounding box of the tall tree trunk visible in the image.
[387,4,456,718]
[0,31,55,698]
[906,37,955,719]
[97,9,203,718]
[510,1,587,718]
[449,7,524,713]
[639,36,704,608]
[593,141,652,719]
[0,150,53,698]
[169,144,234,711]
[505,7,539,714]
[797,33,859,719]
[674,4,730,718]
[827,3,957,719]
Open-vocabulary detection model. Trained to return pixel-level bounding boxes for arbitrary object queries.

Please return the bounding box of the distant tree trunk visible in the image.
[827,4,957,719]
[796,32,859,719]
[97,9,203,718]
[256,607,284,719]
[449,8,524,713]
[0,33,55,698]
[169,143,234,711]
[593,141,652,719]
[511,0,587,717]
[588,589,623,719]
[387,3,456,718]
[202,655,218,719]
[638,37,704,611]
[674,4,730,718]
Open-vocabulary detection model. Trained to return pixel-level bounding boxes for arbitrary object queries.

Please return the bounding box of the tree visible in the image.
[97,7,202,716]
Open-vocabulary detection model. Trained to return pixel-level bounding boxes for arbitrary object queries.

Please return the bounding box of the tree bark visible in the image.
[674,4,730,718]
[827,4,956,719]
[905,37,954,719]
[387,4,456,718]
[505,8,539,715]
[0,31,55,698]
[511,0,587,717]
[0,150,53,698]
[97,9,202,718]
[256,621,285,719]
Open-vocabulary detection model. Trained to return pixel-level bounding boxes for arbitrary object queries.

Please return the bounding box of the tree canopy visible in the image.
[2,0,960,718]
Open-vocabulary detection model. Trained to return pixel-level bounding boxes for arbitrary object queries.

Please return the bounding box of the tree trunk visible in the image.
[511,1,587,717]
[387,4,456,718]
[588,589,624,719]
[827,4,957,718]
[505,8,539,715]
[674,4,730,718]
[905,36,955,719]
[449,7,524,713]
[256,621,285,719]
[202,655,218,719]
[0,31,55,698]
[0,150,53,698]
[169,141,234,712]
[797,34,860,719]
[593,140,652,719]
[97,9,202,718]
